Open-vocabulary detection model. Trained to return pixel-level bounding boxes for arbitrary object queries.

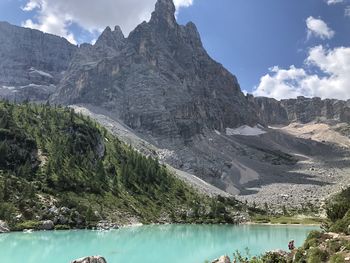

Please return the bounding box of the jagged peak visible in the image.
[95,25,125,48]
[150,0,176,27]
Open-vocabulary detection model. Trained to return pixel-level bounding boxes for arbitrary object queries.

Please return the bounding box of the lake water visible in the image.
[0,224,318,263]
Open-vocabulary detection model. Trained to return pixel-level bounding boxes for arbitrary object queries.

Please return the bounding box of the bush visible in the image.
[327,239,342,253]
[293,249,306,263]
[54,224,70,230]
[306,248,328,263]
[329,211,350,234]
[0,202,16,223]
[303,231,323,249]
[330,254,345,263]
[13,220,41,231]
[260,252,287,263]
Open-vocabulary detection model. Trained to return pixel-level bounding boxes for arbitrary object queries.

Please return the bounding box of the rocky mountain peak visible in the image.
[95,25,125,50]
[150,0,176,28]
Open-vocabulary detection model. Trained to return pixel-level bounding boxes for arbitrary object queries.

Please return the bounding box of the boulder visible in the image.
[212,255,231,263]
[40,220,54,231]
[71,256,107,263]
[0,220,10,233]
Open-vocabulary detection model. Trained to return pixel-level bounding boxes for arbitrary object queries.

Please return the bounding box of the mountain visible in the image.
[0,21,77,102]
[0,101,247,231]
[51,0,259,141]
[0,0,350,210]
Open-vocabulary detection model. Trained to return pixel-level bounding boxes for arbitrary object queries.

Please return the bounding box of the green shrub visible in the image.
[260,252,287,263]
[293,249,306,263]
[329,211,350,234]
[303,231,323,249]
[330,254,345,263]
[54,225,70,230]
[13,220,41,231]
[0,202,16,222]
[306,248,328,263]
[327,239,342,253]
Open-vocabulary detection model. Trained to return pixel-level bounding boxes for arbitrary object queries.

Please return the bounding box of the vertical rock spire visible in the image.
[150,0,177,28]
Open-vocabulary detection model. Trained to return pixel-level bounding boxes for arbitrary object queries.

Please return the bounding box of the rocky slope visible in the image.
[0,21,77,101]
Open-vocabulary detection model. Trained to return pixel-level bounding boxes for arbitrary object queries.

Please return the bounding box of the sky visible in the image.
[0,0,349,100]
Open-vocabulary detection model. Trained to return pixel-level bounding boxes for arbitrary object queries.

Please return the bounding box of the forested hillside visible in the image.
[0,101,245,231]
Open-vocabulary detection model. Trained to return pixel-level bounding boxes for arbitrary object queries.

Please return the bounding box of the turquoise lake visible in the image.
[0,224,317,263]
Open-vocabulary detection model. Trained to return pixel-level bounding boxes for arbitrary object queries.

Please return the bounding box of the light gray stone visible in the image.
[40,220,54,231]
[71,256,107,263]
[0,220,10,233]
[212,255,231,263]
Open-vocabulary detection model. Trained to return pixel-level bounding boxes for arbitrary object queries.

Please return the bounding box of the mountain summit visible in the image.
[51,0,259,140]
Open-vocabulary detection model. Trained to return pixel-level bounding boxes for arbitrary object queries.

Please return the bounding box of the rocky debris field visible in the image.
[73,105,350,212]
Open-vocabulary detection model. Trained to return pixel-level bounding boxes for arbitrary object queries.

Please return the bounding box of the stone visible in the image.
[0,220,10,233]
[71,256,107,263]
[40,220,54,231]
[212,255,231,263]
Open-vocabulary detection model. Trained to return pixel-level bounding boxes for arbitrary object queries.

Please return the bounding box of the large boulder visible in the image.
[212,255,231,263]
[0,220,10,233]
[39,220,54,231]
[71,256,107,263]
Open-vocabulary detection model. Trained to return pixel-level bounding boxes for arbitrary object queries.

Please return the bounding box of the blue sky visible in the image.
[0,0,350,99]
[177,0,350,94]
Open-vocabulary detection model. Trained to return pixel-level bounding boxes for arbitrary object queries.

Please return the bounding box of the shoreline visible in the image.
[0,221,321,234]
[244,221,321,227]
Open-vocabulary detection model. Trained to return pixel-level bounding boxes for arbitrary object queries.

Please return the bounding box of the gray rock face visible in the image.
[0,220,10,233]
[253,96,350,124]
[71,256,107,263]
[0,21,77,101]
[51,0,259,141]
[39,220,54,231]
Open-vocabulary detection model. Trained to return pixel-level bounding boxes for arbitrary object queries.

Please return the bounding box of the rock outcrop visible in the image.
[39,220,54,231]
[212,255,231,263]
[0,220,10,233]
[71,256,107,263]
[252,96,350,125]
[0,21,77,101]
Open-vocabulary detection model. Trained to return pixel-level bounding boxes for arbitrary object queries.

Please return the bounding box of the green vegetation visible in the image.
[326,187,350,234]
[0,100,245,230]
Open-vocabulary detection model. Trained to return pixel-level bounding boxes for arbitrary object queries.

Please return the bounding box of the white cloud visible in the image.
[21,0,194,44]
[326,0,344,5]
[306,16,335,40]
[253,46,350,100]
[345,6,350,16]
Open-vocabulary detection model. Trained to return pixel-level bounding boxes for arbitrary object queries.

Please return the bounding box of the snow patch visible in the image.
[226,125,266,136]
[29,67,53,78]
[1,86,16,90]
[214,130,221,135]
